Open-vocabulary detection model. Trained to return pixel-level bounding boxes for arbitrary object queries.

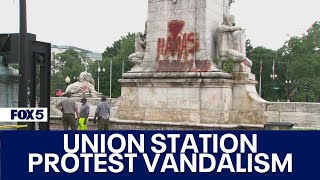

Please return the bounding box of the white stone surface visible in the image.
[115,78,234,123]
[140,0,228,72]
[265,102,320,128]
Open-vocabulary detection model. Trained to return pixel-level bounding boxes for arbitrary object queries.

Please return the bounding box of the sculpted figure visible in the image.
[128,28,147,72]
[217,13,252,72]
[172,0,177,4]
[64,72,100,97]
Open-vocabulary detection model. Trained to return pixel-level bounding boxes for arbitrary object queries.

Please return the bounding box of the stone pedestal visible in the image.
[110,0,269,130]
[113,72,233,124]
[230,72,268,124]
[112,71,268,127]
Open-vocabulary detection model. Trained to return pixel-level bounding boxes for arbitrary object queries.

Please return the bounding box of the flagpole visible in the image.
[272,60,275,77]
[272,60,275,101]
[109,59,112,98]
[259,60,262,96]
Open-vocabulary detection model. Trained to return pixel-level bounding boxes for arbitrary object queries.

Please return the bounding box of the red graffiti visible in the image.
[168,20,185,39]
[157,60,212,72]
[82,84,88,93]
[156,20,200,62]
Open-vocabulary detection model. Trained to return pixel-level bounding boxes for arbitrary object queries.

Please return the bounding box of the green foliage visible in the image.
[91,33,135,98]
[55,49,85,79]
[50,49,86,96]
[213,56,234,73]
[222,58,234,73]
[248,21,320,102]
[278,21,320,102]
[247,45,279,101]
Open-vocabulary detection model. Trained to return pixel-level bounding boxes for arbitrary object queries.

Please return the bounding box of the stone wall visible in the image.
[50,97,320,130]
[108,119,263,130]
[50,97,118,118]
[265,102,320,128]
[51,102,320,130]
[49,117,264,131]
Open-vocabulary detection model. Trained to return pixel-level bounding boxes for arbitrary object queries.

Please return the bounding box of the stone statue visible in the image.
[63,71,101,97]
[128,28,147,72]
[172,0,177,4]
[217,13,253,72]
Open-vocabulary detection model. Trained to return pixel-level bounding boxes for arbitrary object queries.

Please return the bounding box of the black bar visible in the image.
[18,0,27,107]
[18,0,33,130]
[38,43,51,130]
[28,48,37,130]
[29,51,36,108]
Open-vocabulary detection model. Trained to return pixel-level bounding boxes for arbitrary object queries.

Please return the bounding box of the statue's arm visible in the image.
[56,101,62,110]
[217,25,242,32]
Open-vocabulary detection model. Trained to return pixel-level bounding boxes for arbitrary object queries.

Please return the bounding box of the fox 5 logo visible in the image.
[0,108,48,122]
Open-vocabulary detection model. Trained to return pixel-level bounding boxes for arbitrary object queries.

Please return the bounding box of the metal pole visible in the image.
[39,49,51,130]
[287,83,289,102]
[122,58,124,79]
[98,71,100,93]
[286,64,289,102]
[18,0,34,130]
[18,0,28,108]
[259,60,262,96]
[272,80,275,101]
[110,59,112,98]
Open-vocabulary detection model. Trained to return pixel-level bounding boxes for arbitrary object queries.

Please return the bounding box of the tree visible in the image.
[278,21,320,102]
[244,21,320,102]
[90,33,135,98]
[247,45,279,101]
[51,49,86,96]
[246,39,253,56]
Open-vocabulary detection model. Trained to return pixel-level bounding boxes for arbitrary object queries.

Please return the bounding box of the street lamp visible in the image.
[270,74,278,79]
[97,64,106,93]
[97,66,101,93]
[65,76,70,92]
[270,73,278,101]
[285,80,292,102]
[65,76,70,84]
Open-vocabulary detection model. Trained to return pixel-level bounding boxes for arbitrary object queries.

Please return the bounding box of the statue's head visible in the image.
[79,72,95,85]
[65,92,72,97]
[224,14,236,26]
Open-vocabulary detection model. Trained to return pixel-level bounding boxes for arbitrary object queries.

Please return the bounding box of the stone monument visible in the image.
[63,71,102,98]
[51,71,104,120]
[216,12,252,72]
[112,0,267,129]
